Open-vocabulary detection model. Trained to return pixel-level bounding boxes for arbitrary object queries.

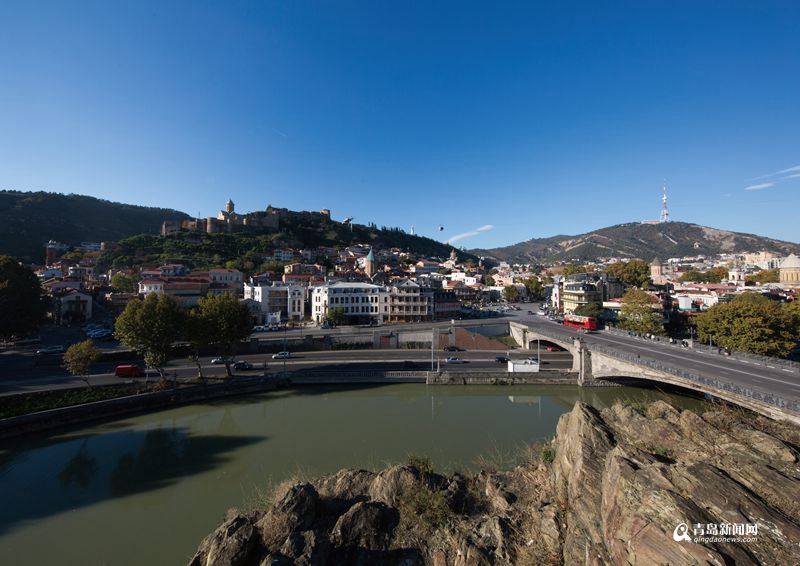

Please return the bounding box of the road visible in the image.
[0,347,573,397]
[503,305,800,408]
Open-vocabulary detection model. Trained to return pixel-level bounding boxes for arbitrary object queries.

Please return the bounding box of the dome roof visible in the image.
[780,253,800,269]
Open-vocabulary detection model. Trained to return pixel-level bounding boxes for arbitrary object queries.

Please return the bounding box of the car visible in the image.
[272,351,290,359]
[546,345,563,352]
[526,356,539,363]
[211,356,235,365]
[252,325,266,333]
[495,355,509,363]
[527,310,534,315]
[90,330,113,339]
[114,364,145,377]
[35,345,64,355]
[445,357,466,364]
[443,346,462,352]
[234,361,254,370]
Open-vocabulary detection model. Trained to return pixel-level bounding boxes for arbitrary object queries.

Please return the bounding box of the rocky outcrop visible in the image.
[189,400,800,566]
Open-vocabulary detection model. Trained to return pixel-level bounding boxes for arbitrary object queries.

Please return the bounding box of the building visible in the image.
[779,254,800,285]
[388,280,430,323]
[364,248,376,278]
[53,289,92,324]
[650,257,670,286]
[209,268,243,294]
[243,282,306,322]
[432,290,461,320]
[310,282,389,325]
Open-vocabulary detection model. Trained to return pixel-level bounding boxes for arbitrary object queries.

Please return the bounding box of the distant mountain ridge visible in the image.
[0,191,191,262]
[471,222,800,264]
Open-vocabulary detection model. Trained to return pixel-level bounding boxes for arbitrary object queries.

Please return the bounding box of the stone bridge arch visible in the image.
[509,322,582,372]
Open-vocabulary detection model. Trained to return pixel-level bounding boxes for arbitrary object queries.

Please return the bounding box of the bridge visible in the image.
[509,321,800,425]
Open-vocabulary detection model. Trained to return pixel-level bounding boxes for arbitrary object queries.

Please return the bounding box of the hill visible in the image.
[97,219,473,272]
[0,191,190,262]
[471,222,800,264]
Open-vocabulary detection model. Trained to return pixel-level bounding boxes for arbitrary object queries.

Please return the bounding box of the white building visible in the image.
[209,268,243,294]
[310,282,389,324]
[244,282,306,322]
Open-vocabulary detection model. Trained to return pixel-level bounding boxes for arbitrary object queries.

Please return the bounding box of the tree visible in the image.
[605,260,650,288]
[522,277,544,299]
[114,293,184,379]
[745,269,779,285]
[562,263,588,277]
[574,302,603,319]
[0,256,47,340]
[618,288,664,335]
[679,266,729,284]
[62,340,100,388]
[695,294,800,357]
[110,272,137,293]
[484,275,495,286]
[327,307,345,326]
[503,285,519,302]
[195,293,252,376]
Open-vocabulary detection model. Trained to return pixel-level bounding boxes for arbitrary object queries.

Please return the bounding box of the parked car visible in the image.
[234,361,254,370]
[114,364,145,377]
[495,355,509,363]
[445,357,466,364]
[272,351,290,359]
[443,346,462,352]
[211,356,235,365]
[252,325,266,333]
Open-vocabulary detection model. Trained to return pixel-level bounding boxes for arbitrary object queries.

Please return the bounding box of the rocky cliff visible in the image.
[189,401,800,565]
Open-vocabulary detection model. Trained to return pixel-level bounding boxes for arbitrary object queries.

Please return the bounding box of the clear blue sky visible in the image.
[1,1,799,249]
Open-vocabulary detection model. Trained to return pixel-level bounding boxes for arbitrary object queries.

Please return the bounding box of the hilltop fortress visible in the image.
[161,200,332,235]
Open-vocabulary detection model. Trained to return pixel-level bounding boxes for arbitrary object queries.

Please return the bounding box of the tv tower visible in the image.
[660,183,670,223]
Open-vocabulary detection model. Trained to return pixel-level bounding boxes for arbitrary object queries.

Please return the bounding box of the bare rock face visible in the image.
[189,514,259,566]
[555,401,800,566]
[190,401,800,566]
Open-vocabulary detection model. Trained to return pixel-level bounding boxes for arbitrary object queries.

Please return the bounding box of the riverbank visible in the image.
[190,400,800,566]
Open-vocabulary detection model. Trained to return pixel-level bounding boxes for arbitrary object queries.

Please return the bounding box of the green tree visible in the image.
[484,275,495,286]
[62,340,100,388]
[0,256,47,340]
[745,269,779,285]
[618,288,664,335]
[522,277,544,299]
[114,293,184,379]
[327,307,345,326]
[110,273,137,293]
[695,294,799,357]
[562,263,588,277]
[503,285,519,302]
[679,266,729,284]
[574,302,603,319]
[195,293,252,376]
[605,260,651,288]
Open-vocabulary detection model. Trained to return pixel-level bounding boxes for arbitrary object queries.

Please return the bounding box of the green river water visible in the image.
[0,384,704,565]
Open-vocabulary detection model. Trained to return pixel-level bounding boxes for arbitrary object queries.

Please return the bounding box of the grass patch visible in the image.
[397,483,451,532]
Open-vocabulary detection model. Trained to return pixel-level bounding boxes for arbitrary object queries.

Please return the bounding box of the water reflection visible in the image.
[0,426,263,535]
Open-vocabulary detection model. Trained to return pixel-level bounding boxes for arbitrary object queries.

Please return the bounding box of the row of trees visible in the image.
[114,292,252,378]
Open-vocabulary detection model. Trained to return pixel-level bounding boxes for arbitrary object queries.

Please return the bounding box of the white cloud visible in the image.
[744,182,774,191]
[776,165,800,174]
[446,224,495,244]
[783,172,800,179]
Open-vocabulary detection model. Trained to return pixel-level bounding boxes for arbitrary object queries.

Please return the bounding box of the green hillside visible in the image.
[0,191,190,262]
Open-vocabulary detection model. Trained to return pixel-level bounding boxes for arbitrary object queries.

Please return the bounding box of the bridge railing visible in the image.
[602,327,800,372]
[589,341,800,413]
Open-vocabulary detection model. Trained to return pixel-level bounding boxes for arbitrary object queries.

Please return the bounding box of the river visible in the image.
[0,383,703,565]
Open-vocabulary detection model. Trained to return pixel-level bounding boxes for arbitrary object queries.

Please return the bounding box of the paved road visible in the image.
[504,305,800,408]
[0,348,573,396]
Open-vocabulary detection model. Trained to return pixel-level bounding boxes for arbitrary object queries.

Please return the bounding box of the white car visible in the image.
[272,351,290,359]
[252,325,266,332]
[445,357,466,364]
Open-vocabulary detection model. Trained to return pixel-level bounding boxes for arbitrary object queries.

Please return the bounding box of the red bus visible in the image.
[563,314,598,331]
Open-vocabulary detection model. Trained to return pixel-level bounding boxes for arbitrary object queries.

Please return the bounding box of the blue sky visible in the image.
[1,1,799,249]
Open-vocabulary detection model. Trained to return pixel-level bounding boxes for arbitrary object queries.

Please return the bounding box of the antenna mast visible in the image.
[660,183,670,223]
